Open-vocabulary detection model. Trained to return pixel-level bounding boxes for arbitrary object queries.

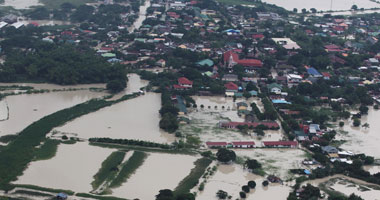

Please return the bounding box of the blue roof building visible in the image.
[307,67,322,77]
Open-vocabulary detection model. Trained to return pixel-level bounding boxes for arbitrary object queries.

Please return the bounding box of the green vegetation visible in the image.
[75,193,127,200]
[89,138,172,149]
[0,135,17,143]
[109,151,148,188]
[215,0,254,5]
[33,139,60,161]
[0,93,139,190]
[12,184,74,195]
[39,0,94,9]
[174,157,212,195]
[91,151,126,190]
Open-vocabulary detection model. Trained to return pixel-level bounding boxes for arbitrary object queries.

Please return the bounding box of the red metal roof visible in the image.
[263,141,298,146]
[238,59,263,67]
[178,77,193,85]
[224,82,238,90]
[232,141,255,145]
[206,142,228,146]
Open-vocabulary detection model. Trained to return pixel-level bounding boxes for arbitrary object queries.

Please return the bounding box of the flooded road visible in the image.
[0,0,42,9]
[196,164,291,200]
[337,107,380,158]
[15,142,114,193]
[261,0,380,11]
[0,90,105,137]
[112,153,198,199]
[129,0,151,33]
[54,92,175,143]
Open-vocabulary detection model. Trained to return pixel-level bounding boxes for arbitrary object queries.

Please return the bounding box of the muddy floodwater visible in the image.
[112,153,198,199]
[108,73,148,100]
[196,164,291,200]
[54,92,175,143]
[15,142,114,193]
[0,0,42,9]
[0,100,8,121]
[337,107,380,158]
[261,0,380,11]
[0,82,106,91]
[0,91,105,136]
[129,0,150,32]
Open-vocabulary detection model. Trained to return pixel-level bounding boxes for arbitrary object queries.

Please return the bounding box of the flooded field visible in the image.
[0,90,105,137]
[54,92,175,143]
[0,0,42,9]
[236,149,307,179]
[196,164,291,200]
[15,142,114,193]
[261,0,380,11]
[112,153,198,199]
[180,96,284,145]
[0,83,105,91]
[336,107,380,158]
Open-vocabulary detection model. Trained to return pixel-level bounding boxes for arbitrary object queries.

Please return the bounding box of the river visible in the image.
[261,0,380,11]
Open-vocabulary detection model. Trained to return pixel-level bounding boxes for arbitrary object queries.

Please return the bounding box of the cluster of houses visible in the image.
[205,140,298,148]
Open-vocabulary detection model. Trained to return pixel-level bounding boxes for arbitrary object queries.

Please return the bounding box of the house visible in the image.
[178,77,193,88]
[196,59,214,67]
[272,38,301,50]
[176,95,187,115]
[222,74,239,82]
[267,83,282,94]
[231,141,255,148]
[206,142,228,148]
[321,146,339,154]
[156,59,166,67]
[56,193,68,200]
[236,102,248,110]
[287,74,303,83]
[223,50,262,69]
[220,121,279,129]
[249,90,258,96]
[306,67,322,78]
[262,141,298,148]
[309,124,320,134]
[295,131,308,141]
[225,82,239,92]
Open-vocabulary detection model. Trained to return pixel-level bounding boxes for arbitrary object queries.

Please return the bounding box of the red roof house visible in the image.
[178,77,193,87]
[206,142,228,148]
[224,82,239,92]
[231,141,256,148]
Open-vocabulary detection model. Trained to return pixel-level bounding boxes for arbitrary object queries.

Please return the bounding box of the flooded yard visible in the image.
[261,0,380,11]
[180,96,284,145]
[112,153,198,199]
[195,163,291,200]
[236,149,307,179]
[54,92,175,143]
[15,142,114,193]
[336,107,380,158]
[0,90,105,137]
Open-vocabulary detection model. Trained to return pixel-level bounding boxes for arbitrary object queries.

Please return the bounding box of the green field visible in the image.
[33,139,60,161]
[92,151,126,190]
[109,151,148,189]
[39,0,95,9]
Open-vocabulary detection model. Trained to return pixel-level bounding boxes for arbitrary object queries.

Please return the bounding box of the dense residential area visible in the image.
[1,0,380,200]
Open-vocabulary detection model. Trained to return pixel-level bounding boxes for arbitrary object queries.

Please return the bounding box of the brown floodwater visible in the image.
[129,0,151,33]
[0,83,106,91]
[108,73,148,100]
[0,91,105,136]
[15,142,114,193]
[195,163,291,200]
[54,92,175,143]
[111,153,198,199]
[337,107,380,158]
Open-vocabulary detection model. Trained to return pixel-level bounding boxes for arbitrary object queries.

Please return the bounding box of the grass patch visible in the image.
[13,189,54,197]
[90,142,197,155]
[109,151,148,189]
[174,157,212,195]
[34,139,60,161]
[76,193,127,200]
[0,93,139,190]
[92,151,126,190]
[0,135,17,143]
[39,0,94,9]
[12,184,74,195]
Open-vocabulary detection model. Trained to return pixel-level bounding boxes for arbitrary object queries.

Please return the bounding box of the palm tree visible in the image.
[362,123,370,129]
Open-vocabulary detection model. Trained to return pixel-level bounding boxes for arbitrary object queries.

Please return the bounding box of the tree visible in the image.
[293,8,298,13]
[156,189,173,200]
[242,185,250,193]
[262,180,269,186]
[216,148,236,163]
[239,191,246,198]
[310,8,317,13]
[298,184,321,200]
[216,190,228,199]
[359,105,369,114]
[339,121,344,127]
[302,8,307,14]
[244,159,262,171]
[362,122,369,129]
[351,5,358,10]
[248,180,256,189]
[353,119,361,127]
[106,79,126,93]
